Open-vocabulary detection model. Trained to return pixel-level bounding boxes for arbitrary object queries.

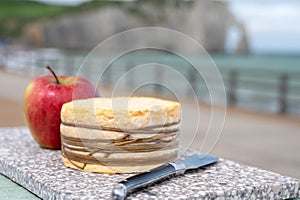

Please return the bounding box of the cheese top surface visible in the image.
[61,97,181,129]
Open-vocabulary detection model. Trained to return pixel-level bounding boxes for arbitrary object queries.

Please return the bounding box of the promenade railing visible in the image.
[1,47,299,116]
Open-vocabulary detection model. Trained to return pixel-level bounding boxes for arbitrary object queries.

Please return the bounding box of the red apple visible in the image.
[23,66,99,149]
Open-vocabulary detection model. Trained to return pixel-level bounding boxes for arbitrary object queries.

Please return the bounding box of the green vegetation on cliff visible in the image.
[0,0,182,39]
[0,1,66,38]
[0,0,122,38]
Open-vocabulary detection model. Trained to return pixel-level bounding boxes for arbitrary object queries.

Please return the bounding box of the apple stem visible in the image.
[46,65,60,85]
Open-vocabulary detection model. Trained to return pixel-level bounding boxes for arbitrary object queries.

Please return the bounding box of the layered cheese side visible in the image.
[60,97,181,174]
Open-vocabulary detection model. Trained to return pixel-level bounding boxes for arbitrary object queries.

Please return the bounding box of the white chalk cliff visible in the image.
[24,0,249,53]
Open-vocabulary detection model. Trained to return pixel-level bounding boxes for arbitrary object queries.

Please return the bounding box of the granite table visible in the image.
[0,127,299,200]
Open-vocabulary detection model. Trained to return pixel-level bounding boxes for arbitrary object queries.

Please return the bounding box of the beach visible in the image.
[0,69,299,179]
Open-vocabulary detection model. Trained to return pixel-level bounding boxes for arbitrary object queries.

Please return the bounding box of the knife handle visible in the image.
[112,164,177,200]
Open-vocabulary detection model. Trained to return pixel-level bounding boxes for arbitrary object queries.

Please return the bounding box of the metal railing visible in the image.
[222,68,300,115]
[99,62,300,115]
[1,46,300,116]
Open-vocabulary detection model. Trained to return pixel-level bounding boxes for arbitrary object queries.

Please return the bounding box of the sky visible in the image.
[38,0,300,54]
[229,0,300,54]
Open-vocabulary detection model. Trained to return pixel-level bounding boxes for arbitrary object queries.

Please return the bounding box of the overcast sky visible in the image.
[38,0,300,54]
[229,0,300,54]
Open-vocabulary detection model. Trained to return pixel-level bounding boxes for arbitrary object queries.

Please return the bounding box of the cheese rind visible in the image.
[60,97,181,174]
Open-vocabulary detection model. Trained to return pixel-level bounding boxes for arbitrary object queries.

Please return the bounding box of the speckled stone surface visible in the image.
[0,127,299,200]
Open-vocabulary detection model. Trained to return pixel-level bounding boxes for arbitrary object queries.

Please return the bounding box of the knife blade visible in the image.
[111,154,218,200]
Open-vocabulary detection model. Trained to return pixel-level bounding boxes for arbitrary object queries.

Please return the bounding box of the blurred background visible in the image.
[0,0,299,179]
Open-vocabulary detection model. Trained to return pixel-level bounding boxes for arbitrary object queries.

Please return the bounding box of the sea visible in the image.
[1,46,300,116]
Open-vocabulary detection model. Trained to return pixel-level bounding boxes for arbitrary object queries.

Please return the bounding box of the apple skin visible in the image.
[23,75,99,149]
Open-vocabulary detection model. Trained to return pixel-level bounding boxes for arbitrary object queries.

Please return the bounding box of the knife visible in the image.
[111,154,218,200]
